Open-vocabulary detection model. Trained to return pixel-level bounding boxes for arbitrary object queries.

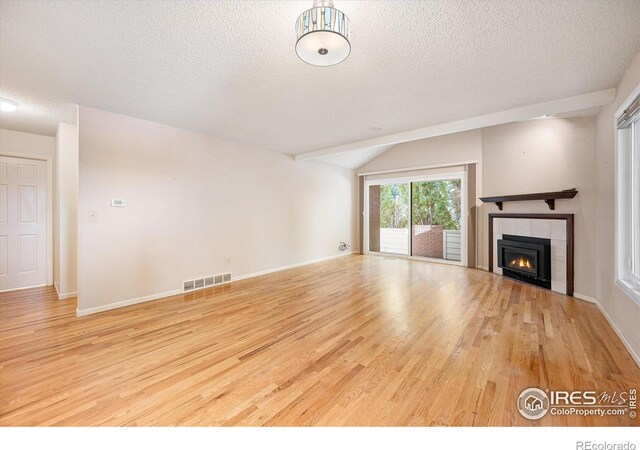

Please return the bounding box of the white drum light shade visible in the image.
[295,1,350,67]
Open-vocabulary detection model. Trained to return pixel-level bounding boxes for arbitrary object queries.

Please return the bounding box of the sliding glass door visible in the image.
[411,178,462,261]
[365,172,466,264]
[367,182,409,255]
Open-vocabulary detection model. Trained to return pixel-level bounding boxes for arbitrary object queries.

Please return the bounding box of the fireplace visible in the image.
[497,234,551,289]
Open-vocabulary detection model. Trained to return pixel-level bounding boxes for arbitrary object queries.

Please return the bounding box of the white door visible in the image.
[0,156,47,291]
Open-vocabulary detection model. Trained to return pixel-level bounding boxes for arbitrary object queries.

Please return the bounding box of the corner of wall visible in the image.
[594,51,640,366]
[54,122,79,297]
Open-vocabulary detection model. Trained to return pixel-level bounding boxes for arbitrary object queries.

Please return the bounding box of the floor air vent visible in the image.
[183,272,233,292]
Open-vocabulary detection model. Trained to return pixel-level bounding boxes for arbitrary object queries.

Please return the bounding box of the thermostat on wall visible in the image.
[111,199,126,207]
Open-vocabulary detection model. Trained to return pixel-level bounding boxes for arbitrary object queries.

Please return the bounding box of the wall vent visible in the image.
[183,272,233,292]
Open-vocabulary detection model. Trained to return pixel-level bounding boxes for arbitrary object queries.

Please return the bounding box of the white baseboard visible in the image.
[572,292,597,304]
[76,252,357,317]
[54,282,77,300]
[233,251,356,281]
[0,283,47,293]
[592,298,640,368]
[554,292,636,366]
[77,288,183,317]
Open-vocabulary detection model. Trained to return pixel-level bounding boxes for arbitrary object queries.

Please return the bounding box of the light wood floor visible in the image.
[1,255,638,426]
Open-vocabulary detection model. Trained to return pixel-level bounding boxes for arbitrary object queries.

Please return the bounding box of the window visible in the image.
[633,116,640,282]
[615,87,640,303]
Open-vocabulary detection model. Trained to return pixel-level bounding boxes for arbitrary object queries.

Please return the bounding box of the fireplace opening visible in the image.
[497,234,551,289]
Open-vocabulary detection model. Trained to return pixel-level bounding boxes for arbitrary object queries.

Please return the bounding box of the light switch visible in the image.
[88,211,98,222]
[111,199,126,207]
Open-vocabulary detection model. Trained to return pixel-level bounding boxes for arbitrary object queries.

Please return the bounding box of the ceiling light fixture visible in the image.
[0,98,18,112]
[295,0,351,67]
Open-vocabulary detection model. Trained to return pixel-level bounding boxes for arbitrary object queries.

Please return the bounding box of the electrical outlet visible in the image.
[88,211,98,222]
[225,257,231,265]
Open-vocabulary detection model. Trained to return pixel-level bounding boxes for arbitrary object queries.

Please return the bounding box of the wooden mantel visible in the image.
[479,188,578,211]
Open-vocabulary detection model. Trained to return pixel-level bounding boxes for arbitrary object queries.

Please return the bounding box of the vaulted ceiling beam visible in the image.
[295,88,615,162]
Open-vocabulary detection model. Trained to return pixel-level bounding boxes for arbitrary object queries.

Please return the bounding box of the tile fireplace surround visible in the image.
[488,213,574,296]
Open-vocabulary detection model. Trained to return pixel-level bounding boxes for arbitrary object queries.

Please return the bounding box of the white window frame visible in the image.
[363,171,468,267]
[615,83,640,304]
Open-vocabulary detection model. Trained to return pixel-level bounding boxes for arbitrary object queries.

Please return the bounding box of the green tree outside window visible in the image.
[379,180,461,230]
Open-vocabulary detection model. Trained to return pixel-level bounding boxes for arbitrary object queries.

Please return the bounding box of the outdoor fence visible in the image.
[378,227,461,261]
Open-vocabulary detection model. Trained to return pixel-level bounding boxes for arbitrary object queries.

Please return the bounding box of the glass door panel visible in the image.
[411,179,462,261]
[368,183,409,255]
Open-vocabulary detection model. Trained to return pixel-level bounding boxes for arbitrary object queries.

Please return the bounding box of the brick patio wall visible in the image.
[368,185,380,252]
[412,224,444,259]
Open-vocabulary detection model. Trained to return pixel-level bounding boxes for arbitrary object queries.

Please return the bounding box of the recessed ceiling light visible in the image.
[0,98,18,112]
[295,1,351,67]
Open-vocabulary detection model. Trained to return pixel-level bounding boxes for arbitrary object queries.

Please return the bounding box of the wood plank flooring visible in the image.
[1,255,638,426]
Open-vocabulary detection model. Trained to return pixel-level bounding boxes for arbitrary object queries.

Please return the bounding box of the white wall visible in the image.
[357,132,482,204]
[77,106,358,314]
[358,129,482,174]
[0,128,55,159]
[595,52,640,363]
[54,123,78,298]
[0,128,55,286]
[481,117,598,298]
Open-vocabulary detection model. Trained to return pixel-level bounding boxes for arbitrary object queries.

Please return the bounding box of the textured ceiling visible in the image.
[314,144,394,169]
[1,0,639,156]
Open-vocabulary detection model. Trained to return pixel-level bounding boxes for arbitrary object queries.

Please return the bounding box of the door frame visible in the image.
[364,171,468,267]
[0,152,53,288]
